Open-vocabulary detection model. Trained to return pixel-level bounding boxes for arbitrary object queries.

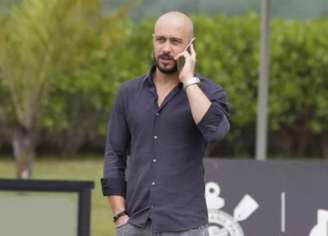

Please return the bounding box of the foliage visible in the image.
[112,14,328,157]
[1,9,328,157]
[0,0,101,129]
[39,4,131,153]
[270,19,328,134]
[0,0,131,154]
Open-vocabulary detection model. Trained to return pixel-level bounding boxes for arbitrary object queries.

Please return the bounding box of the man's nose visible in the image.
[162,41,172,52]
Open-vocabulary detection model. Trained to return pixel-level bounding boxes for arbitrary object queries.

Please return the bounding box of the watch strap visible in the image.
[183,76,200,89]
[113,209,127,223]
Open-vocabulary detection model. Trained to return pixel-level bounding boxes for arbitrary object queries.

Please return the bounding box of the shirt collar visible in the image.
[143,64,156,87]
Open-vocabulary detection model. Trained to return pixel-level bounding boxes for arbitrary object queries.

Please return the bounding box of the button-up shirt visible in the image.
[101,68,230,232]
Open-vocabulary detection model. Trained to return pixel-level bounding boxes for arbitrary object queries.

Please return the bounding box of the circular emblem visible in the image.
[206,182,259,236]
[208,209,244,236]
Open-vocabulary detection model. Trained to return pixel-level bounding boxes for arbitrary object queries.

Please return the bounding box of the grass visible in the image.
[0,156,115,236]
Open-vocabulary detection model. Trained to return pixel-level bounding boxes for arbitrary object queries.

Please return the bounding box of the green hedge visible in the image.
[1,13,327,157]
[123,14,328,157]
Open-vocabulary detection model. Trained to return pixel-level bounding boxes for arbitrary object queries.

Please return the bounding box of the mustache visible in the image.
[158,53,175,60]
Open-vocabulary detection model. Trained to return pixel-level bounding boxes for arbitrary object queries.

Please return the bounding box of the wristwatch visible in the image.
[113,209,127,223]
[183,76,200,89]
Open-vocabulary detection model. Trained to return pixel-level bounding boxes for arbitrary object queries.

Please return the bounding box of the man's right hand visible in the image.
[108,196,129,226]
[115,214,129,227]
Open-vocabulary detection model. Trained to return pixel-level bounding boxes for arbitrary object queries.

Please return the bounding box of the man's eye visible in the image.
[157,38,166,43]
[170,39,181,45]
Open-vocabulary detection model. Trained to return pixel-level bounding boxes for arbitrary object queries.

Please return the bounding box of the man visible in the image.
[101,11,230,235]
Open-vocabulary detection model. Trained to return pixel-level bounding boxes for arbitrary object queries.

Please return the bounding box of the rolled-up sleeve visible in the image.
[197,85,230,143]
[101,86,130,196]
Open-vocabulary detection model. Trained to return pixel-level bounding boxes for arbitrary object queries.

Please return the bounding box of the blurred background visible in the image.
[0,0,327,235]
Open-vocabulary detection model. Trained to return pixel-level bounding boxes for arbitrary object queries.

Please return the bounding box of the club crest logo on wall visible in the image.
[309,209,328,236]
[205,182,259,236]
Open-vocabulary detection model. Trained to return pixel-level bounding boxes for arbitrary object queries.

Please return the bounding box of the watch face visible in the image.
[208,209,244,236]
[192,77,200,83]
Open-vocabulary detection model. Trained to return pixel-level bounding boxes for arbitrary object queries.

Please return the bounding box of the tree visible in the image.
[0,0,106,178]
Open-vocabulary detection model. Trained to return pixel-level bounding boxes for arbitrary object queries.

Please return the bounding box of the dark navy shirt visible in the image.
[101,68,230,232]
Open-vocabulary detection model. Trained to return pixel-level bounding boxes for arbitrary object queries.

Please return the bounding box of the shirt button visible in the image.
[153,159,157,163]
[155,112,160,116]
[152,181,156,186]
[154,136,158,140]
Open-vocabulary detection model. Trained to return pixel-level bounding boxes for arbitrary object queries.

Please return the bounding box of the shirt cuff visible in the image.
[101,177,126,197]
[197,103,229,143]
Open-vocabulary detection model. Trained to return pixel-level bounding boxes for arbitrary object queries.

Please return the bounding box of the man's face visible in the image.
[152,19,190,74]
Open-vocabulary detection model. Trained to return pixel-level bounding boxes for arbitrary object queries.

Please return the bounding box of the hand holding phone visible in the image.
[175,37,196,82]
[177,37,196,71]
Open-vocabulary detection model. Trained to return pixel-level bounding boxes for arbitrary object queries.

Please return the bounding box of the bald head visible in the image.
[152,11,195,75]
[154,11,194,41]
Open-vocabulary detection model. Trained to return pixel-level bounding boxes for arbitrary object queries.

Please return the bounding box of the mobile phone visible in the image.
[177,37,196,71]
[184,37,196,54]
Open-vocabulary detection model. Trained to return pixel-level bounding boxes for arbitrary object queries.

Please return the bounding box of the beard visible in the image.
[152,52,178,74]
